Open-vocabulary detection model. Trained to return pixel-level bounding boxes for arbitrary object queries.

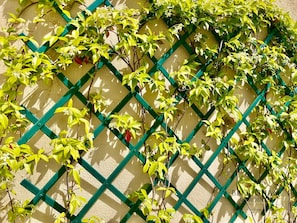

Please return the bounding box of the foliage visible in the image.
[1,0,297,222]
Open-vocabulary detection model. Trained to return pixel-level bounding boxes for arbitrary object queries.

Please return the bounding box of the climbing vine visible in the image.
[1,0,297,222]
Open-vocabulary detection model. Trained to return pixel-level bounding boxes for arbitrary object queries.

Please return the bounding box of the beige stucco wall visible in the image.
[276,0,297,20]
[0,0,296,223]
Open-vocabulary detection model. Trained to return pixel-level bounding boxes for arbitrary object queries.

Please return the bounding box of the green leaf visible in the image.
[72,169,81,186]
[32,54,41,68]
[147,215,161,223]
[49,36,59,47]
[156,187,176,198]
[4,137,14,144]
[143,160,150,173]
[148,161,158,176]
[0,113,9,129]
[183,214,203,223]
[157,155,167,162]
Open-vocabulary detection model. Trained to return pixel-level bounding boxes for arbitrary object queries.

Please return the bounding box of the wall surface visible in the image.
[0,0,296,223]
[276,0,297,20]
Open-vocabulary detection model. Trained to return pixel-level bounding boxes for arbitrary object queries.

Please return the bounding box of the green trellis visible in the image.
[12,0,297,222]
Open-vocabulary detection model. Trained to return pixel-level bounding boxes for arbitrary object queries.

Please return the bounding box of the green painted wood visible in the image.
[21,179,73,218]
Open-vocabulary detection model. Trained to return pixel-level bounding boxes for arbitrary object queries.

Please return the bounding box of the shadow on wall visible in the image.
[0,0,18,30]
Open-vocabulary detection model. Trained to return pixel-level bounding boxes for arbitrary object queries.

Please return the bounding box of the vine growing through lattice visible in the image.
[1,0,297,222]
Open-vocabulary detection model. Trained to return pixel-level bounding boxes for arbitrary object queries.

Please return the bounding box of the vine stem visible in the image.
[263,199,267,223]
[114,48,135,72]
[149,176,156,208]
[86,70,96,126]
[235,166,257,223]
[6,187,15,223]
[245,197,257,223]
[65,168,71,223]
[16,2,39,18]
[287,147,293,223]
